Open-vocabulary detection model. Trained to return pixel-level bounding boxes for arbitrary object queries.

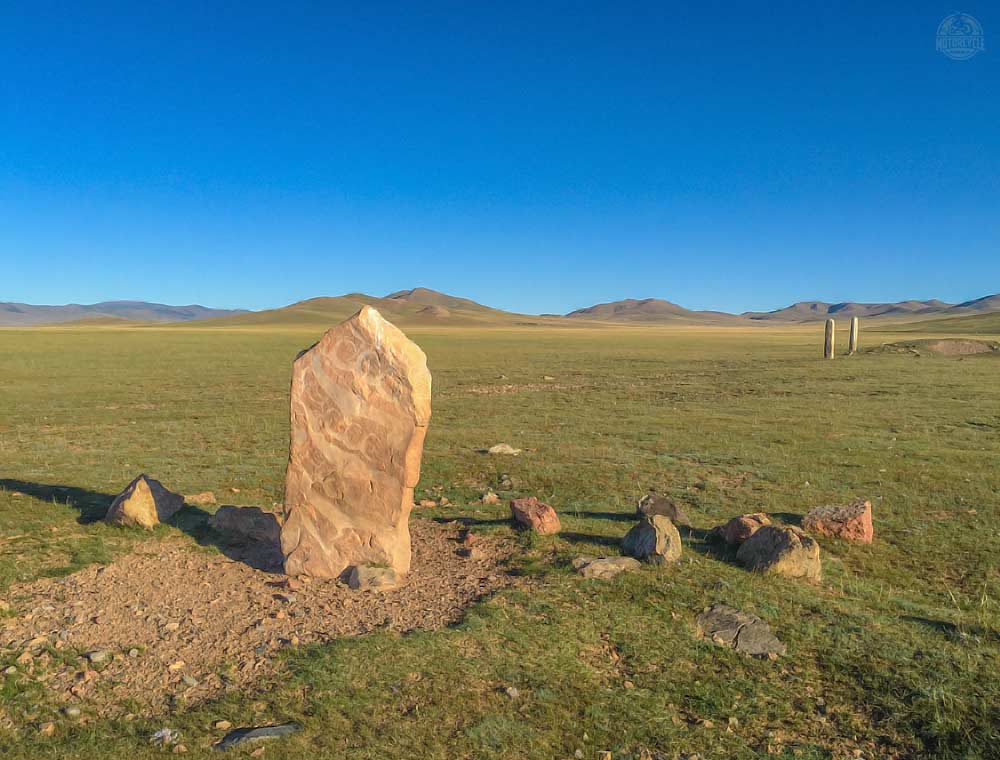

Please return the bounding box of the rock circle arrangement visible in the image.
[65,305,884,718]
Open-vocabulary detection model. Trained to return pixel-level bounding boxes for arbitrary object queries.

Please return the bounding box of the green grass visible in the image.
[1,321,998,758]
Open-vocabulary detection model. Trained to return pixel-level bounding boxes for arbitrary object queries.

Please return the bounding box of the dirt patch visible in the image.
[1,520,518,716]
[873,339,1000,357]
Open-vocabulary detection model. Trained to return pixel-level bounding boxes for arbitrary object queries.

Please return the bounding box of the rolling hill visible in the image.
[195,288,552,328]
[564,298,739,323]
[0,300,246,327]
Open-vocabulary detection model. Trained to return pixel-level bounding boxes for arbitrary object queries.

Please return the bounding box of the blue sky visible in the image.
[1,1,997,314]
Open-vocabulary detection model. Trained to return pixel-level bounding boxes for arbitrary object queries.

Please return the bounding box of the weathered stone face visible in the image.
[280,306,431,578]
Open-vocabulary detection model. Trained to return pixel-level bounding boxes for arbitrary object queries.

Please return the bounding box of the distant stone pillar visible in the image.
[824,319,835,359]
[848,317,860,355]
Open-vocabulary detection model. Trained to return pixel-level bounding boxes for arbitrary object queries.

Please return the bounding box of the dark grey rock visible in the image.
[636,491,691,527]
[214,723,301,751]
[696,603,786,658]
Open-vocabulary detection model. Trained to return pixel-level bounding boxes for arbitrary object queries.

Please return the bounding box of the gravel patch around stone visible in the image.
[1,520,519,716]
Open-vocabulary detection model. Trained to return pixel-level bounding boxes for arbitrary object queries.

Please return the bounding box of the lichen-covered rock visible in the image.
[509,497,561,534]
[636,491,691,527]
[736,526,821,582]
[105,474,184,529]
[710,513,772,546]
[621,514,682,564]
[572,556,642,580]
[696,603,786,658]
[209,506,281,544]
[802,500,873,543]
[280,306,431,579]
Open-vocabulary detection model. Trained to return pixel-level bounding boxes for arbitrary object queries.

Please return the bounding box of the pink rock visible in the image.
[712,513,772,545]
[802,500,873,543]
[509,497,561,535]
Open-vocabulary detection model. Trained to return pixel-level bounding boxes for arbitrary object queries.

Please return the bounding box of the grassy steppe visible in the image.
[1,321,998,759]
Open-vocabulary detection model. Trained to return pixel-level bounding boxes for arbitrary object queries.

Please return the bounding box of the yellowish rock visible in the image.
[104,474,184,529]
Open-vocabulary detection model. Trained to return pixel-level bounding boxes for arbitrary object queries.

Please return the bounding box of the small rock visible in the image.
[150,728,182,746]
[163,622,180,632]
[105,474,185,529]
[346,565,403,591]
[622,515,682,564]
[510,497,561,534]
[418,499,437,508]
[214,720,233,730]
[128,648,140,658]
[802,499,874,543]
[736,526,821,582]
[637,491,691,526]
[487,443,522,456]
[623,680,635,689]
[172,745,187,754]
[480,491,501,505]
[572,556,641,580]
[39,722,56,736]
[63,706,81,718]
[214,723,301,751]
[710,513,771,546]
[696,603,786,657]
[505,686,520,699]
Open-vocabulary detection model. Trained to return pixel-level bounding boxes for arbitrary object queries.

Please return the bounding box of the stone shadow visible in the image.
[0,477,283,573]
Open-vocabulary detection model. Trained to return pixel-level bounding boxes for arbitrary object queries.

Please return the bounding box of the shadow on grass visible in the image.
[769,512,803,527]
[568,510,636,522]
[0,477,282,573]
[431,516,510,528]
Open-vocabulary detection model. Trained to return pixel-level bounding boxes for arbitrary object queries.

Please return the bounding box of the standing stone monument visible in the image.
[280,306,432,578]
[848,316,860,355]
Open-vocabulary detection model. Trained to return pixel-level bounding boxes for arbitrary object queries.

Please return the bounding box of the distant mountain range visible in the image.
[740,294,1000,322]
[3,289,999,327]
[0,300,245,327]
[566,294,1000,324]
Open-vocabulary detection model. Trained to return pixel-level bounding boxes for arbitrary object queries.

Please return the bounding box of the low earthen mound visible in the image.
[873,339,1000,357]
[1,520,517,716]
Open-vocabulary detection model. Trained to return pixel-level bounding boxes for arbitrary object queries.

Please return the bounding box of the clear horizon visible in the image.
[2,3,998,314]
